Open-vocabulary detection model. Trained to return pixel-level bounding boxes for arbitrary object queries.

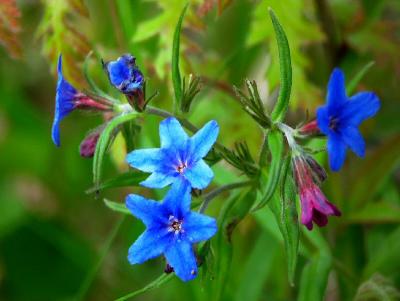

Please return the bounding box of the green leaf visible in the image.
[253,130,284,211]
[103,199,131,215]
[93,112,139,187]
[297,252,332,301]
[269,157,299,285]
[364,226,400,277]
[345,202,400,224]
[115,273,174,301]
[350,134,400,209]
[269,8,292,122]
[86,171,147,194]
[213,189,257,301]
[171,4,188,111]
[234,232,279,301]
[298,229,332,301]
[346,61,375,95]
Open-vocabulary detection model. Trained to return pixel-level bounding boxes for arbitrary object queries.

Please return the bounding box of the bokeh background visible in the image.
[0,0,399,300]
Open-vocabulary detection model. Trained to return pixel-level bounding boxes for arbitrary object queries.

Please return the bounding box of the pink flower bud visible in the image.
[80,130,101,158]
[293,155,341,230]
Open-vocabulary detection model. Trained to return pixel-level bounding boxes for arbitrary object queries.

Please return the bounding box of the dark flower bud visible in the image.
[304,154,327,184]
[80,129,101,158]
[164,263,174,274]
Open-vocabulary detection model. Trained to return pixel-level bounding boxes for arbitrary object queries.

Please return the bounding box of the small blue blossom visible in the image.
[52,55,78,147]
[317,68,380,171]
[51,55,111,147]
[127,117,219,189]
[126,180,217,281]
[104,54,144,94]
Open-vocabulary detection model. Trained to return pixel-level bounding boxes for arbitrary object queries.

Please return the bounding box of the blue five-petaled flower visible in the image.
[317,68,380,171]
[126,180,217,281]
[127,117,219,190]
[104,54,144,94]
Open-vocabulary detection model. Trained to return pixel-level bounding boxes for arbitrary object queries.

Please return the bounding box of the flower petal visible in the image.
[159,117,188,148]
[52,55,77,146]
[311,186,336,216]
[300,190,314,229]
[164,241,198,282]
[184,159,214,189]
[341,92,380,126]
[106,57,131,87]
[126,148,164,172]
[316,106,331,136]
[140,172,176,189]
[163,180,192,218]
[340,126,365,157]
[312,209,328,227]
[51,117,62,147]
[326,68,347,112]
[126,194,168,226]
[327,132,347,171]
[128,228,171,265]
[190,120,219,161]
[184,212,217,243]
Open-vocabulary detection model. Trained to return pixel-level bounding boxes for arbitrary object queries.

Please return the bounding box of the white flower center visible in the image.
[168,216,184,234]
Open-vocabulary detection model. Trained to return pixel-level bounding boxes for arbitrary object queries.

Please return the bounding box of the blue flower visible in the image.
[52,55,79,147]
[126,180,217,281]
[104,54,144,94]
[127,117,219,189]
[317,68,380,171]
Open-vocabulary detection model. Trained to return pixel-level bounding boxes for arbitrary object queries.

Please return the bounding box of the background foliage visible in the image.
[0,0,399,300]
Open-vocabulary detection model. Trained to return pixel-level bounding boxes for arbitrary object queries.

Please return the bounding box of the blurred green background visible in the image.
[0,0,399,300]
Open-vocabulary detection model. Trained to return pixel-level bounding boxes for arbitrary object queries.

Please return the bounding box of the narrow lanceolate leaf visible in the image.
[269,8,292,122]
[269,157,299,285]
[346,61,375,95]
[172,4,188,111]
[253,130,284,211]
[235,232,279,301]
[103,199,131,215]
[213,189,257,301]
[86,171,147,194]
[115,273,174,301]
[93,112,138,187]
[297,252,331,301]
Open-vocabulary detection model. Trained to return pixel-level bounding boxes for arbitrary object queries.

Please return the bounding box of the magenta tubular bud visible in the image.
[74,94,112,112]
[292,155,341,230]
[80,130,101,158]
[299,120,320,135]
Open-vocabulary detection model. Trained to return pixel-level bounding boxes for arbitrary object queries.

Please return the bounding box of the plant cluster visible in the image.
[51,6,380,300]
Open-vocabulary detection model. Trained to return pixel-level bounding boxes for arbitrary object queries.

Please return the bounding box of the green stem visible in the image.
[199,180,254,213]
[75,216,125,301]
[115,273,174,301]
